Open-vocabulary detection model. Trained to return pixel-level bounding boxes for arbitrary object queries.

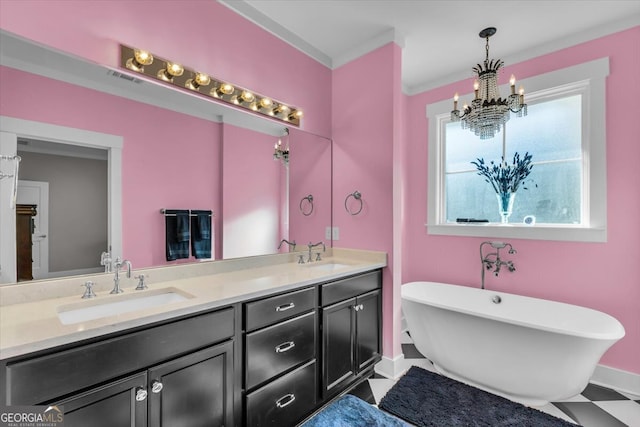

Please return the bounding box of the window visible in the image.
[427,58,609,242]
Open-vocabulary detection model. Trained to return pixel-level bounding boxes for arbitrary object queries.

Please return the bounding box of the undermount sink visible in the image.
[58,288,193,325]
[304,263,351,271]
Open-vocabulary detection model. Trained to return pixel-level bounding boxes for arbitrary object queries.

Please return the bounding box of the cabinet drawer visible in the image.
[6,307,234,405]
[246,360,316,427]
[321,270,381,306]
[245,287,316,331]
[246,311,316,389]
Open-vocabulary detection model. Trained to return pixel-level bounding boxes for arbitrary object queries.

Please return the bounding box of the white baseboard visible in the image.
[375,354,407,380]
[592,364,640,396]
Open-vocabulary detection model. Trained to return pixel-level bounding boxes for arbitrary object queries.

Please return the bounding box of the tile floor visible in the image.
[348,332,640,427]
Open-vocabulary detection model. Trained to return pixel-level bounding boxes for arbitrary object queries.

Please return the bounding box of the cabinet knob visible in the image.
[275,393,296,409]
[135,388,148,401]
[151,380,163,393]
[275,341,296,353]
[275,302,295,312]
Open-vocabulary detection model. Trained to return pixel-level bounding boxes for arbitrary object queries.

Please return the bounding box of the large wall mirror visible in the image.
[0,31,332,285]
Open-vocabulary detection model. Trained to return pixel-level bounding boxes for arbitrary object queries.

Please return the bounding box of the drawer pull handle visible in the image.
[275,341,296,353]
[275,393,296,409]
[135,388,148,402]
[151,380,163,393]
[353,304,364,312]
[275,302,295,312]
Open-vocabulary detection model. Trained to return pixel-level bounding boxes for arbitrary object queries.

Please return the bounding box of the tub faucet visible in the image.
[307,241,325,263]
[480,241,516,289]
[111,257,132,294]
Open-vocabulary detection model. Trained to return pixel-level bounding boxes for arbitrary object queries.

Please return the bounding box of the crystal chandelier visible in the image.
[451,27,527,140]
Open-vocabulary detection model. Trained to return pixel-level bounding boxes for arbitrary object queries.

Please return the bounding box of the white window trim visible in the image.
[426,57,609,242]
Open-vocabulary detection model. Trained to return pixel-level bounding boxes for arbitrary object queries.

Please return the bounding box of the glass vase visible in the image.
[496,192,516,224]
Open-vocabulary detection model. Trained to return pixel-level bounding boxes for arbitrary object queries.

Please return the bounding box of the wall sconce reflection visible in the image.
[274,128,290,166]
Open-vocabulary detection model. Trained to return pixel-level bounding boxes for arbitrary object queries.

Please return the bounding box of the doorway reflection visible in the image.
[17,139,108,280]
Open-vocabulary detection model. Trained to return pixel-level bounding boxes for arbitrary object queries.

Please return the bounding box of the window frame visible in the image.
[426,57,609,242]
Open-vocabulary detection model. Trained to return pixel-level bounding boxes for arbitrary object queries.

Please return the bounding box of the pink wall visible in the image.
[0,0,332,137]
[221,124,282,258]
[288,128,332,248]
[403,27,640,374]
[332,43,403,359]
[0,66,222,268]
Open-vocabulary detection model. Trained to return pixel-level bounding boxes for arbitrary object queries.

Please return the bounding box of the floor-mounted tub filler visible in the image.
[401,281,625,406]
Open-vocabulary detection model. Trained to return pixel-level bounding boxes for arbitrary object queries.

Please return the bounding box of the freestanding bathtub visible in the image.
[401,281,625,406]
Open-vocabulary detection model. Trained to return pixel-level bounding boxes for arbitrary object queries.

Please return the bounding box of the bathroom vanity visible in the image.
[0,249,385,427]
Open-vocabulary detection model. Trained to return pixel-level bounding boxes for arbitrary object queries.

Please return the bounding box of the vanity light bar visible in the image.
[119,45,302,126]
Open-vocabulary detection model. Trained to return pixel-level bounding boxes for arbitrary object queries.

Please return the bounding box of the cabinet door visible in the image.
[321,297,355,397]
[148,341,233,427]
[356,290,381,371]
[56,372,147,427]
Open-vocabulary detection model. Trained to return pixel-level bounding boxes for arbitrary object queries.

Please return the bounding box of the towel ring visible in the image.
[344,190,363,215]
[299,194,314,216]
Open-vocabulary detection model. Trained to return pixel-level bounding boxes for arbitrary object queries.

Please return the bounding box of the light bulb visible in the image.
[126,49,153,72]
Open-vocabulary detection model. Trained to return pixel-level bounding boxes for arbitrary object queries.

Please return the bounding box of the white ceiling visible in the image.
[221,0,640,94]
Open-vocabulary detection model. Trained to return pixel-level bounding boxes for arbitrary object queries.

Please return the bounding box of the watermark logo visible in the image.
[0,405,63,427]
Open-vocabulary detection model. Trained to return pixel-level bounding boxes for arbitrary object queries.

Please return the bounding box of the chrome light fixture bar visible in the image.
[451,27,527,140]
[120,45,303,126]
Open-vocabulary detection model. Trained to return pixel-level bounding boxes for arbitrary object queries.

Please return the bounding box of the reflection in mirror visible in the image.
[222,126,331,259]
[0,30,332,285]
[17,141,108,280]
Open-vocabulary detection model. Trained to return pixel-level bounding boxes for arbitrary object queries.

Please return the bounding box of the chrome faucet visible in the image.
[307,241,326,263]
[100,250,112,273]
[111,257,132,294]
[480,241,516,289]
[278,239,297,251]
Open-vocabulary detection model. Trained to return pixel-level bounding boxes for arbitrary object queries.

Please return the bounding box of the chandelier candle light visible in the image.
[451,27,527,140]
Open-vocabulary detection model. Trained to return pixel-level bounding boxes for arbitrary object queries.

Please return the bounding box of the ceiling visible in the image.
[220,0,640,94]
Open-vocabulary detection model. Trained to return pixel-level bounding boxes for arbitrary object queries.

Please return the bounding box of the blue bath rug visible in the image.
[301,394,410,427]
[379,366,581,427]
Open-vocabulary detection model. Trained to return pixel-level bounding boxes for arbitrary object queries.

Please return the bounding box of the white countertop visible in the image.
[0,248,386,360]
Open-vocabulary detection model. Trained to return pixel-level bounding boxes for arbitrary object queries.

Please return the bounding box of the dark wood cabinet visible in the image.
[321,271,382,399]
[148,342,234,427]
[56,373,148,427]
[16,204,37,281]
[322,297,355,393]
[3,307,236,427]
[243,287,318,427]
[55,343,234,427]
